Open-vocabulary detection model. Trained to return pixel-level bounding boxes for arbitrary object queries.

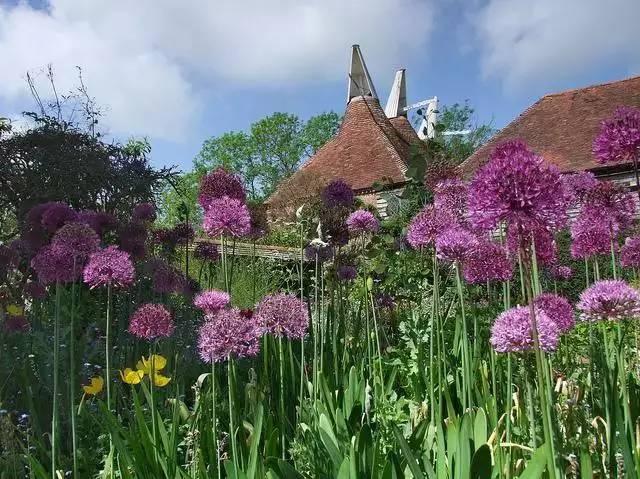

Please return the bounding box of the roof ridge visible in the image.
[541,74,640,99]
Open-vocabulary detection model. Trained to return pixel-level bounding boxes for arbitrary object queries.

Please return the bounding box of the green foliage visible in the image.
[156,171,202,227]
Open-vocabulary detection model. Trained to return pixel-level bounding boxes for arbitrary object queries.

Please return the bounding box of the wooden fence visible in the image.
[190,238,301,262]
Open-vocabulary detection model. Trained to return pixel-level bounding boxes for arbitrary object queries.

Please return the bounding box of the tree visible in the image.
[301,111,341,157]
[156,171,201,227]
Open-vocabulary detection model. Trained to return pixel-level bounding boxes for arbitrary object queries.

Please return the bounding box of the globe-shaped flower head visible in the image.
[83,246,135,289]
[41,203,78,233]
[620,236,640,268]
[51,222,100,264]
[435,227,477,263]
[197,308,262,363]
[321,179,355,208]
[490,305,560,353]
[198,168,246,211]
[406,205,455,249]
[193,290,230,314]
[128,303,175,340]
[31,244,79,285]
[77,210,118,237]
[463,239,512,284]
[193,242,219,262]
[254,292,309,340]
[534,293,575,333]
[336,264,357,282]
[202,197,251,238]
[593,106,640,164]
[434,178,468,223]
[132,202,157,223]
[577,280,640,322]
[346,210,379,235]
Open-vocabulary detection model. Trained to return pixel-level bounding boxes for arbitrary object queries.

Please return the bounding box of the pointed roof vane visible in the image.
[384,69,407,118]
[347,45,378,103]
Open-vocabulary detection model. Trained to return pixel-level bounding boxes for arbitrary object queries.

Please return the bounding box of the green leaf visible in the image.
[519,443,548,479]
[319,413,343,470]
[473,409,487,450]
[579,450,592,479]
[247,403,264,479]
[470,444,492,479]
[391,424,425,479]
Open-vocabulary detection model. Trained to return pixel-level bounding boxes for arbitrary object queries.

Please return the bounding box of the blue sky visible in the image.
[1,0,638,172]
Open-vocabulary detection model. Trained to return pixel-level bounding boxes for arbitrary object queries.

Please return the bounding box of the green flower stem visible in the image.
[279,336,286,459]
[228,358,239,471]
[150,344,158,469]
[454,263,472,410]
[51,282,61,479]
[429,250,437,424]
[69,269,79,479]
[211,360,220,479]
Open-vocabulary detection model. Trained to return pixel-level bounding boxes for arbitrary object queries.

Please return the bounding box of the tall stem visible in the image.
[51,282,61,479]
[228,358,238,471]
[211,360,220,479]
[454,263,472,409]
[69,268,79,479]
[279,336,286,459]
[150,344,158,468]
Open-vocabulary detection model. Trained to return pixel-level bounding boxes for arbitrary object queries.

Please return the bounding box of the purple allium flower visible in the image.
[118,222,148,259]
[563,172,598,203]
[152,227,179,249]
[31,244,79,284]
[194,290,230,314]
[593,106,640,164]
[3,315,30,333]
[247,203,269,239]
[468,140,568,233]
[51,222,100,263]
[146,258,187,294]
[346,210,379,235]
[435,226,477,263]
[463,239,513,284]
[321,179,355,208]
[254,292,309,339]
[24,281,47,299]
[548,264,573,281]
[490,305,560,353]
[508,223,557,266]
[202,197,251,238]
[198,168,246,211]
[132,203,157,223]
[577,280,640,322]
[77,210,118,237]
[320,207,350,246]
[406,205,455,249]
[534,293,575,333]
[434,178,468,222]
[19,228,47,256]
[336,264,357,282]
[197,308,262,362]
[304,242,333,263]
[375,293,396,310]
[41,203,77,233]
[128,303,175,340]
[26,202,56,229]
[83,246,135,289]
[193,242,219,262]
[583,181,636,231]
[620,236,640,268]
[570,208,614,259]
[171,222,195,244]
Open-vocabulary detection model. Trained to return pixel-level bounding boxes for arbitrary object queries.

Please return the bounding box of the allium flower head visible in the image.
[320,206,350,246]
[336,264,357,282]
[194,290,230,314]
[321,179,355,208]
[77,210,117,237]
[620,236,640,268]
[549,264,573,280]
[247,203,268,239]
[132,203,157,223]
[490,305,560,353]
[26,202,56,229]
[128,303,175,340]
[582,181,636,231]
[534,293,575,333]
[146,259,187,294]
[304,241,333,263]
[577,280,640,322]
[198,168,246,211]
[41,203,77,233]
[202,196,251,238]
[406,205,455,249]
[463,239,512,284]
[152,227,179,249]
[570,208,614,259]
[346,210,379,235]
[197,308,262,363]
[468,140,568,232]
[118,222,148,259]
[254,292,309,339]
[375,293,396,310]
[563,172,598,203]
[31,244,79,284]
[171,223,195,244]
[193,242,219,262]
[435,227,477,263]
[51,222,100,262]
[593,106,640,164]
[434,178,468,222]
[508,223,557,266]
[83,246,135,289]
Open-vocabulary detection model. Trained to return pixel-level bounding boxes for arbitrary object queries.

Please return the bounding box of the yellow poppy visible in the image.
[82,376,104,395]
[119,368,144,384]
[137,354,167,374]
[151,372,172,387]
[6,304,24,316]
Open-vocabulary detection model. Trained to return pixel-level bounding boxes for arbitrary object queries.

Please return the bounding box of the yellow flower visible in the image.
[6,304,24,316]
[119,368,144,385]
[82,377,104,395]
[137,354,167,374]
[151,372,172,387]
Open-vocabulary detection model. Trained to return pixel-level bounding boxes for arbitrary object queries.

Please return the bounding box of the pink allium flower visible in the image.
[468,140,568,233]
[26,202,56,229]
[321,179,354,208]
[132,203,157,223]
[583,181,636,230]
[407,205,455,249]
[336,264,357,282]
[31,244,79,284]
[198,168,246,211]
[51,222,100,263]
[128,303,175,340]
[146,258,187,294]
[577,280,640,322]
[346,210,379,235]
[254,292,309,339]
[171,222,195,244]
[570,208,614,259]
[193,242,219,262]
[534,293,575,333]
[490,305,560,353]
[3,315,30,333]
[24,281,47,299]
[435,226,477,263]
[463,239,513,284]
[197,308,262,362]
[118,222,148,259]
[563,172,598,203]
[593,106,640,164]
[202,196,251,238]
[548,264,573,281]
[194,290,230,314]
[152,227,179,249]
[434,178,468,222]
[83,246,135,289]
[304,242,333,263]
[41,203,77,233]
[508,223,557,266]
[620,236,640,268]
[77,210,118,237]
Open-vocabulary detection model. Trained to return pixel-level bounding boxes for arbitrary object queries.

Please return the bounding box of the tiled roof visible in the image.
[267,96,422,205]
[460,75,640,178]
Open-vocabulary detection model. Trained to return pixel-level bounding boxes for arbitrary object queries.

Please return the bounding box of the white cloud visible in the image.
[0,0,435,141]
[470,0,640,89]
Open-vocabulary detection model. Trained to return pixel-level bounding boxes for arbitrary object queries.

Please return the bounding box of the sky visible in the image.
[1,0,639,172]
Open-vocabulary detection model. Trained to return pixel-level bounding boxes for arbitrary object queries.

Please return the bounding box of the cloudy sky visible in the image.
[1,0,639,171]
